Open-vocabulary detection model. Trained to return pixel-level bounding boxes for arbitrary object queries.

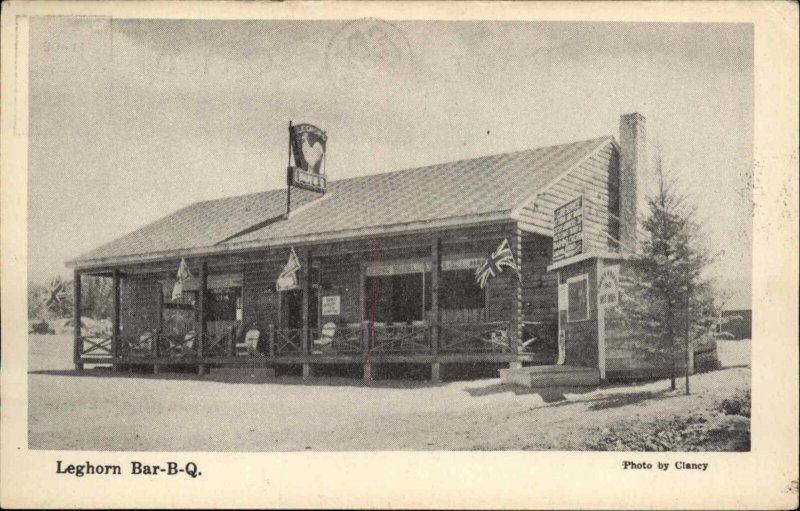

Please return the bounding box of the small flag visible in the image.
[276,248,302,291]
[475,239,520,288]
[171,258,193,301]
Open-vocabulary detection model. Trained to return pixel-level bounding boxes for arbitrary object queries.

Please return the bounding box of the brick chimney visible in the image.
[618,113,646,254]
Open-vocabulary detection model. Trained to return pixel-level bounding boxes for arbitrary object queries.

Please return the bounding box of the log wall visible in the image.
[558,259,599,368]
[521,232,558,325]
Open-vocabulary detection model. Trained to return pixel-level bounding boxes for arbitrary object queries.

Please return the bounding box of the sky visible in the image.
[27,18,753,307]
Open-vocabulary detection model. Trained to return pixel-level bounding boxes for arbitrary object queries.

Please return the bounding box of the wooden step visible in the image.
[499,365,600,387]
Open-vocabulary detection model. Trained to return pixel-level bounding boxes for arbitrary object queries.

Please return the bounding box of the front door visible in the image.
[283,289,319,331]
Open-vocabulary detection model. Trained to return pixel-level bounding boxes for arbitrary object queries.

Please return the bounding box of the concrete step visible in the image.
[499,365,600,387]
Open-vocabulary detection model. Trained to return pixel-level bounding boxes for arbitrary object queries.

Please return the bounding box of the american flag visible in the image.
[475,238,520,288]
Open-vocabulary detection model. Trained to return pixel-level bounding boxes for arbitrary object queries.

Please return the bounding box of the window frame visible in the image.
[439,268,487,311]
[566,274,590,323]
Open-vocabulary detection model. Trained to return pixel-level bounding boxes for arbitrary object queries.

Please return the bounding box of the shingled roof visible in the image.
[69,136,613,268]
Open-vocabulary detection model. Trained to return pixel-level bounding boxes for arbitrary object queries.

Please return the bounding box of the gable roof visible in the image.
[69,136,614,269]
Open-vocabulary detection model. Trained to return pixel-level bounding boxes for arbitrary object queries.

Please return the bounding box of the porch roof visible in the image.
[68,136,614,269]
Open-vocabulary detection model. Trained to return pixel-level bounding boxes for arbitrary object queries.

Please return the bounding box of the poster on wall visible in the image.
[553,196,583,262]
[321,295,341,316]
[598,264,621,309]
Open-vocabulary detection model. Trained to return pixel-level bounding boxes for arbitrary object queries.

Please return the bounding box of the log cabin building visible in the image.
[67,113,661,382]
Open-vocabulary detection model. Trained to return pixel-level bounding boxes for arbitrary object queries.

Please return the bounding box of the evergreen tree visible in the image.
[620,154,717,393]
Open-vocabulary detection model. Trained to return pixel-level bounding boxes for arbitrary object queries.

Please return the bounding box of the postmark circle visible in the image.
[326,19,413,87]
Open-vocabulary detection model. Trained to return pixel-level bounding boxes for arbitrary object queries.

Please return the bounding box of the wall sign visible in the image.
[365,257,485,277]
[553,196,584,262]
[321,295,341,316]
[598,264,620,309]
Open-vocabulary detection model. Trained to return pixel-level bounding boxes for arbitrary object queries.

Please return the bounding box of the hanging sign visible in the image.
[553,196,583,262]
[598,264,621,309]
[276,248,302,292]
[287,123,327,193]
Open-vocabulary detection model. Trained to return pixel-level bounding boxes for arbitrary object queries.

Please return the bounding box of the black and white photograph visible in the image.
[1,1,797,509]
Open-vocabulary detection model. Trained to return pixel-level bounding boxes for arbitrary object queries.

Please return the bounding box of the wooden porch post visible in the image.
[268,324,275,358]
[73,270,83,371]
[302,249,312,378]
[198,261,207,356]
[112,269,121,365]
[153,282,162,373]
[509,226,523,368]
[156,281,163,334]
[362,320,372,382]
[431,238,442,381]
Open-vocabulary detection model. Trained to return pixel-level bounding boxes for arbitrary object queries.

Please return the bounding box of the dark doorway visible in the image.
[365,273,427,324]
[283,289,318,330]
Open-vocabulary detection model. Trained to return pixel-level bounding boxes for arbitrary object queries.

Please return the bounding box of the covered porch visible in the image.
[72,222,559,380]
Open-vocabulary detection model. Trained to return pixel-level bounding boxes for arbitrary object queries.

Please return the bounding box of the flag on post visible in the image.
[475,238,520,288]
[171,258,193,301]
[276,248,302,292]
[43,276,67,310]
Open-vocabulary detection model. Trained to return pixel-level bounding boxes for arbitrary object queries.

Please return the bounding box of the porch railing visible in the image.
[90,321,557,360]
[118,333,156,358]
[79,336,113,357]
[310,323,363,355]
[439,321,512,353]
[201,331,230,357]
[367,323,431,354]
[275,328,303,355]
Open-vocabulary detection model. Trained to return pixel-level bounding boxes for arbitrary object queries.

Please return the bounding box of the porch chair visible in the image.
[487,328,508,349]
[133,331,154,356]
[169,331,197,356]
[236,329,260,356]
[312,322,337,354]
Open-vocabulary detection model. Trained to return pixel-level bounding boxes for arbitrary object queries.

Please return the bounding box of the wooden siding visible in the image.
[518,141,620,253]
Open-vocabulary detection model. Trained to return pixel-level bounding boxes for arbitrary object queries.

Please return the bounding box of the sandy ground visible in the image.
[28,335,751,451]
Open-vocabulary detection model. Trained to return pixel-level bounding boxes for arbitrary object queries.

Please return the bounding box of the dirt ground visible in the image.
[28,335,751,451]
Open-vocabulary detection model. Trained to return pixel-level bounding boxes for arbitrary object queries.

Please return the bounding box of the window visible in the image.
[567,275,589,322]
[207,287,242,322]
[441,270,485,310]
[365,273,424,323]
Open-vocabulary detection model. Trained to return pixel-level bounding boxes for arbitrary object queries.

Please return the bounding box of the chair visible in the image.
[312,322,337,354]
[133,331,154,356]
[487,328,508,349]
[237,329,260,356]
[169,331,196,356]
